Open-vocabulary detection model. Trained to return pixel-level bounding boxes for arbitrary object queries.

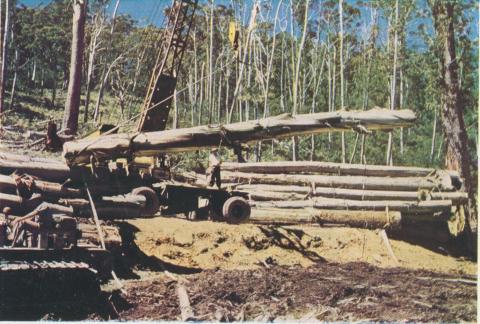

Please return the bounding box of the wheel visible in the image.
[222,196,251,224]
[131,186,160,216]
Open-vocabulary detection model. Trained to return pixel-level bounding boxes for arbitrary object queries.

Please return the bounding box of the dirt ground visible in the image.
[126,217,477,275]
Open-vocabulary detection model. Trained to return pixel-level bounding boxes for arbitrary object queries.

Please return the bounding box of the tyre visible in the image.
[131,186,160,216]
[222,196,251,224]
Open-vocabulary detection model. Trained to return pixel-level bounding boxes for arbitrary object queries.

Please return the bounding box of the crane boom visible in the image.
[137,0,198,133]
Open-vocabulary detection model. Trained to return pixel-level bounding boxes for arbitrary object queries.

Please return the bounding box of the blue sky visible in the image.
[19,0,172,24]
[17,0,479,48]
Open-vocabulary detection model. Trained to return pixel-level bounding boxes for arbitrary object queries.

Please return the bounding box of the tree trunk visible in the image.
[430,2,475,232]
[430,3,473,194]
[0,193,43,215]
[8,48,17,109]
[250,207,402,229]
[386,0,399,166]
[110,0,120,33]
[233,183,467,204]
[339,0,346,163]
[430,107,438,163]
[220,171,454,192]
[63,108,417,165]
[253,198,452,216]
[0,0,11,115]
[84,13,102,122]
[0,153,71,182]
[62,0,87,135]
[220,160,459,178]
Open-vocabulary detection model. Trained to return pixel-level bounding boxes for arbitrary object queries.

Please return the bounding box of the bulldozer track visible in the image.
[0,260,93,272]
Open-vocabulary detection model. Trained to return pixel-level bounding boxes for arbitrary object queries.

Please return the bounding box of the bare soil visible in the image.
[126,217,477,275]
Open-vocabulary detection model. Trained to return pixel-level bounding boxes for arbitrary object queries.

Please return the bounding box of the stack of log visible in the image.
[216,161,468,232]
[0,153,143,248]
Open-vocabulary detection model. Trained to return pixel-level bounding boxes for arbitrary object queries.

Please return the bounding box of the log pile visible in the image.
[0,151,151,225]
[217,161,468,232]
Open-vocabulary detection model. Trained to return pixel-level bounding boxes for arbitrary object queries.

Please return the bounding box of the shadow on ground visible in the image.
[389,222,476,261]
[112,221,203,279]
[258,225,326,263]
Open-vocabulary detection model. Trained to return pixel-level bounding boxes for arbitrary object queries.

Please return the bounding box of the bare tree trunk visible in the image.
[0,0,11,115]
[386,0,399,165]
[207,0,214,124]
[291,0,310,161]
[84,11,104,122]
[227,3,259,123]
[339,0,346,163]
[430,2,473,196]
[93,0,119,124]
[430,107,437,163]
[110,0,120,33]
[172,82,178,129]
[8,48,17,109]
[62,0,87,135]
[430,1,476,247]
[399,69,404,155]
[263,0,282,118]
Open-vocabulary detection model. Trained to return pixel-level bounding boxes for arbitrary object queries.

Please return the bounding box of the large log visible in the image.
[221,171,455,191]
[249,207,402,229]
[232,184,468,204]
[0,172,145,201]
[245,190,306,201]
[0,174,83,198]
[60,194,146,211]
[253,198,452,215]
[0,193,44,214]
[63,108,416,165]
[221,161,461,180]
[0,152,71,182]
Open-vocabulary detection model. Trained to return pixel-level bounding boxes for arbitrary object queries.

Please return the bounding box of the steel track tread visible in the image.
[0,260,92,272]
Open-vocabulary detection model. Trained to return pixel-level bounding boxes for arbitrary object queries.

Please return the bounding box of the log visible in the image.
[0,174,83,198]
[63,108,417,165]
[253,198,452,215]
[245,190,306,201]
[232,184,468,204]
[176,285,195,321]
[0,172,144,201]
[378,229,399,265]
[249,207,402,229]
[222,161,436,177]
[60,194,146,210]
[221,171,455,191]
[0,152,71,182]
[0,193,44,215]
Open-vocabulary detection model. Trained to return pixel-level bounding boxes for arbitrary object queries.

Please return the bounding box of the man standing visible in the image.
[207,148,222,189]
